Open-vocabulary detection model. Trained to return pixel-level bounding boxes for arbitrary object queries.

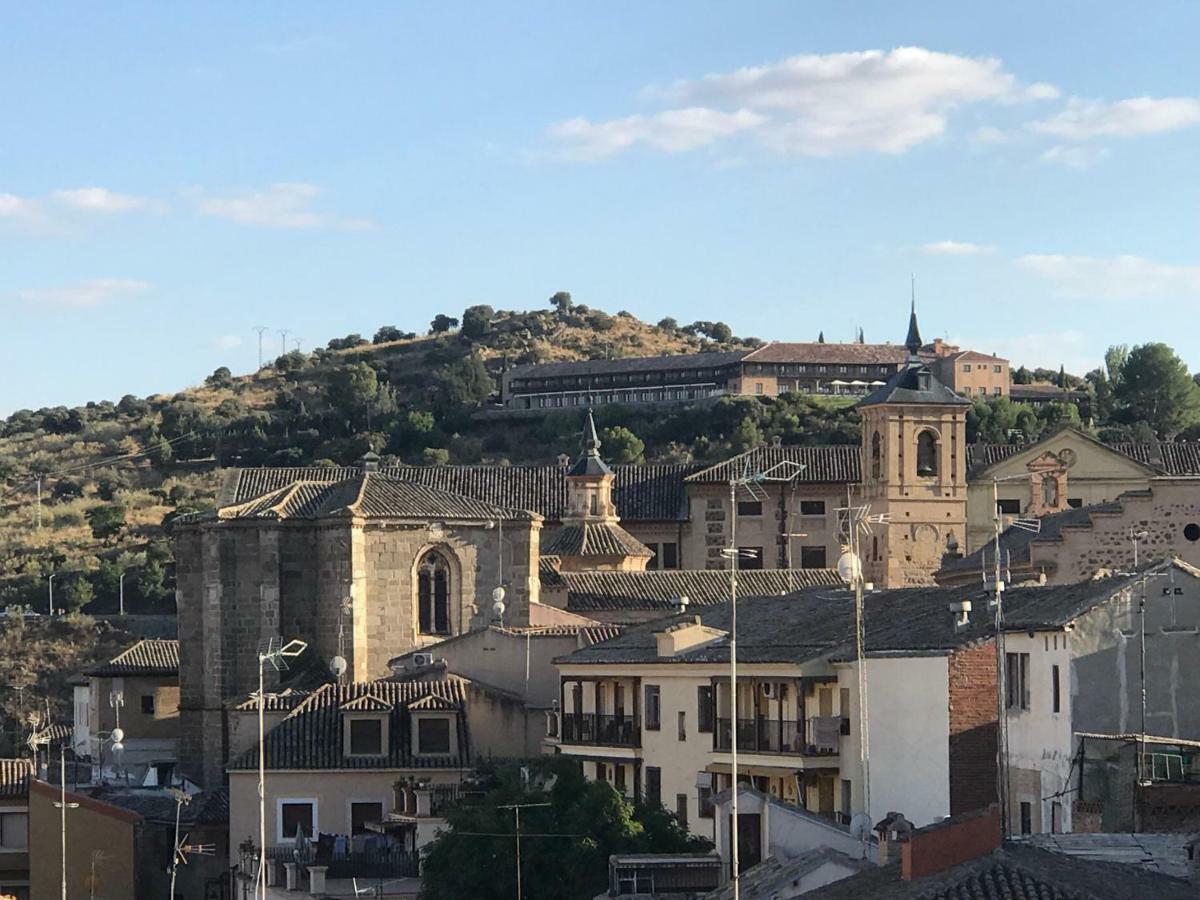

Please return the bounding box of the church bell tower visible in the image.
[857,302,970,587]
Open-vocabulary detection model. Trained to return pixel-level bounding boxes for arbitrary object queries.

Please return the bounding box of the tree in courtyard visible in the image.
[421,757,706,900]
[1113,342,1200,438]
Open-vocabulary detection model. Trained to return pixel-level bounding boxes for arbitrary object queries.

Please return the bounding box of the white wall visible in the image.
[1003,631,1074,833]
[839,656,950,827]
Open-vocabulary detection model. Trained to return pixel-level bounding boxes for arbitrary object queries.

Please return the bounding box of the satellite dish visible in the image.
[836,552,862,584]
[329,655,348,677]
[492,586,506,603]
[111,727,125,744]
[849,813,871,842]
[492,600,506,620]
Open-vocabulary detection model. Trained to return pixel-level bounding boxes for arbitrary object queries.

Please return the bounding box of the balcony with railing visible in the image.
[561,712,640,748]
[714,717,842,760]
[266,844,421,881]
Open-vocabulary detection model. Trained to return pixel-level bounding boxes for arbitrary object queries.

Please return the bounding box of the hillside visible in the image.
[0,300,860,614]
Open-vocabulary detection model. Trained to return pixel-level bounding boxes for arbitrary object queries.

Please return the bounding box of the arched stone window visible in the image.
[871,431,882,480]
[916,430,938,477]
[417,550,452,635]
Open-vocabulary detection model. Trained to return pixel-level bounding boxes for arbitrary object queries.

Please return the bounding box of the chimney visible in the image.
[901,805,1001,880]
[874,812,913,865]
[771,434,783,449]
[949,600,972,630]
[357,450,381,472]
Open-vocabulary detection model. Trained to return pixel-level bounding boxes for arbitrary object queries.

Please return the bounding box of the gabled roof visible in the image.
[967,427,1164,479]
[338,693,393,712]
[213,473,535,523]
[227,679,471,771]
[231,688,312,712]
[85,639,179,677]
[560,569,1165,665]
[543,522,653,559]
[685,444,861,484]
[560,568,842,613]
[742,342,910,365]
[219,463,698,522]
[804,842,1197,899]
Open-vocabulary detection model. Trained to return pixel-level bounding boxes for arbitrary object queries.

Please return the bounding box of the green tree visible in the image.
[1114,342,1200,438]
[85,504,126,544]
[430,314,459,334]
[817,331,825,343]
[1105,345,1129,385]
[373,326,405,344]
[421,758,705,900]
[708,321,733,342]
[461,305,495,340]
[433,357,495,406]
[730,416,762,453]
[204,366,233,389]
[62,577,94,613]
[549,292,573,314]
[422,447,450,466]
[600,426,645,464]
[1011,365,1032,385]
[329,362,379,424]
[137,559,170,606]
[657,317,678,331]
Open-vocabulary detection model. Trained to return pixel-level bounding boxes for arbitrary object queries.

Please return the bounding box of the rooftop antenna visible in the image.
[722,455,806,900]
[168,787,215,898]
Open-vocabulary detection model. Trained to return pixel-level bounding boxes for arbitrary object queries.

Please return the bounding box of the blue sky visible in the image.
[3,2,1198,414]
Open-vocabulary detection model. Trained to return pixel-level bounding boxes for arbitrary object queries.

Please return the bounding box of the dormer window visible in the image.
[350,718,383,755]
[416,716,452,755]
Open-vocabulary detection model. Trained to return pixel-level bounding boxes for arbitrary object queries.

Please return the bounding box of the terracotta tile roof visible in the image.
[221,464,698,522]
[227,679,470,771]
[949,349,1008,363]
[561,568,842,613]
[744,343,910,365]
[231,688,312,712]
[686,444,861,484]
[0,759,33,798]
[85,639,179,677]
[804,842,1197,899]
[543,523,653,559]
[506,350,750,380]
[215,473,535,522]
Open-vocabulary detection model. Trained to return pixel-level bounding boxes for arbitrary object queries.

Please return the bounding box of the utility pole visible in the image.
[277,329,290,358]
[253,327,269,369]
[498,802,550,900]
[47,573,56,617]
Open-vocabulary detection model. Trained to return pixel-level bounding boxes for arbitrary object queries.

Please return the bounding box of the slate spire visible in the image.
[905,277,923,358]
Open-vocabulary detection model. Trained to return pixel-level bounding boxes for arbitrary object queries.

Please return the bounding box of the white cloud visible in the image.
[0,192,46,225]
[11,278,150,309]
[921,240,994,256]
[52,187,154,213]
[214,334,243,351]
[191,182,371,229]
[1017,253,1200,301]
[969,125,1011,145]
[950,329,1097,375]
[549,47,1057,160]
[1029,96,1200,140]
[1040,144,1110,170]
[548,108,763,161]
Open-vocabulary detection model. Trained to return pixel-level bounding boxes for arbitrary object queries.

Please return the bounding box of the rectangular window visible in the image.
[645,685,661,730]
[994,365,1002,373]
[699,786,714,819]
[800,546,827,569]
[676,794,688,831]
[646,766,661,805]
[678,711,687,741]
[662,542,679,570]
[1006,653,1030,710]
[799,500,825,516]
[645,542,660,570]
[962,364,972,372]
[1067,498,1083,509]
[697,686,714,733]
[738,547,763,570]
[0,811,28,849]
[993,386,1002,396]
[141,695,155,715]
[1052,664,1061,713]
[1051,801,1062,834]
[350,802,384,836]
[1020,801,1032,835]
[280,801,316,841]
[349,718,383,755]
[417,717,451,754]
[737,500,763,517]
[596,762,607,782]
[997,499,1021,515]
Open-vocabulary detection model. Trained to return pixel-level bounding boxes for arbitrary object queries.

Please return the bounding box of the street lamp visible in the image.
[256,638,308,899]
[48,573,56,616]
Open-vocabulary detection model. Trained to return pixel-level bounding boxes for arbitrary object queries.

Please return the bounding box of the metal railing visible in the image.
[715,718,840,756]
[561,713,640,747]
[267,844,420,879]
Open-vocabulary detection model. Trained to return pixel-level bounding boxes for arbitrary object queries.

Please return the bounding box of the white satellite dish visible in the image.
[836,551,862,584]
[329,655,348,677]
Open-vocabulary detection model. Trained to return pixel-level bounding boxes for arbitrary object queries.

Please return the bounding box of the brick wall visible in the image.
[902,804,1001,880]
[947,643,998,815]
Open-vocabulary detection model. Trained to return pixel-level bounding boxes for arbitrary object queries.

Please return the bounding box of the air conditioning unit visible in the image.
[412,652,435,668]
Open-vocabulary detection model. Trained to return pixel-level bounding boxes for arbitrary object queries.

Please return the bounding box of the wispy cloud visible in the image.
[1029,96,1200,140]
[921,240,994,256]
[1040,144,1110,170]
[214,334,243,351]
[10,278,151,309]
[950,329,1096,375]
[52,187,155,213]
[190,182,373,230]
[1017,253,1200,301]
[0,192,46,225]
[548,47,1057,161]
